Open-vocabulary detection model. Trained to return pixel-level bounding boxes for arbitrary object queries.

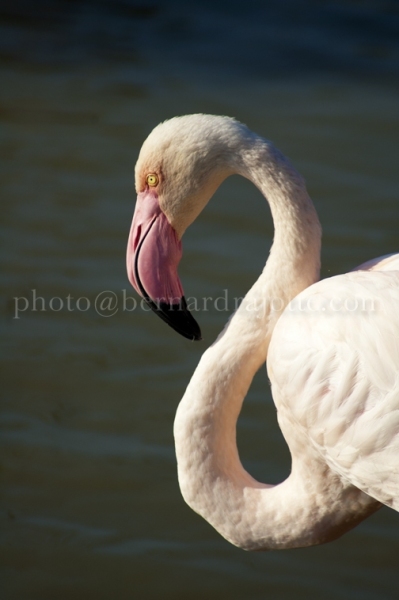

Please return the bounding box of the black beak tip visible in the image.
[146,297,202,341]
[185,325,202,342]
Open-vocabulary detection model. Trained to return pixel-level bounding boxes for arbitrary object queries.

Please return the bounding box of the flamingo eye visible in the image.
[146,173,159,187]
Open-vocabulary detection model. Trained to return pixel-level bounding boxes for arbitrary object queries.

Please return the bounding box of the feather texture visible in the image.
[270,268,399,510]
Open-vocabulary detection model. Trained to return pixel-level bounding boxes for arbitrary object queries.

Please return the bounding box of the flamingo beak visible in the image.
[126,191,202,341]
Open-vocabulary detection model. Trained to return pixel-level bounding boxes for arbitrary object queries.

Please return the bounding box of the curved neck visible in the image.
[233,138,322,347]
[174,138,375,550]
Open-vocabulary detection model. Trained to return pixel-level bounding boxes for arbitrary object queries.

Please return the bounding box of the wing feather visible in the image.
[268,269,399,510]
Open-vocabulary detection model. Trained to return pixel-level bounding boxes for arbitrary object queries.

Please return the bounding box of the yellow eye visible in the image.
[146,173,159,187]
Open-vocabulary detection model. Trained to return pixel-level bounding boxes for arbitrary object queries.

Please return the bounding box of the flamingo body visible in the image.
[270,263,399,511]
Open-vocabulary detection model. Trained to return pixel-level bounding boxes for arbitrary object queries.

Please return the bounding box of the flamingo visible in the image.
[126,114,399,550]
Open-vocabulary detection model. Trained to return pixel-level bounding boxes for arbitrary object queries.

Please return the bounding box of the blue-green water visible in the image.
[1,2,399,599]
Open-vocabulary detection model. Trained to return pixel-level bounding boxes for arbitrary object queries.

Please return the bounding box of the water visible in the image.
[1,1,399,599]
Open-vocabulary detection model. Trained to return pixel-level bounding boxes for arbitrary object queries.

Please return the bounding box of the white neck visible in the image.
[174,136,377,550]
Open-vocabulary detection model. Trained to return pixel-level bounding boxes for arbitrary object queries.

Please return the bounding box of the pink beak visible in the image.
[126,190,202,341]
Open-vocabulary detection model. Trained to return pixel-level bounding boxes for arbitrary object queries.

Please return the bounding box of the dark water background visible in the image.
[1,1,399,598]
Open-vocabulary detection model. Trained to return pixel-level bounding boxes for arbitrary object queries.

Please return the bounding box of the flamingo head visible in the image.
[127,114,248,340]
